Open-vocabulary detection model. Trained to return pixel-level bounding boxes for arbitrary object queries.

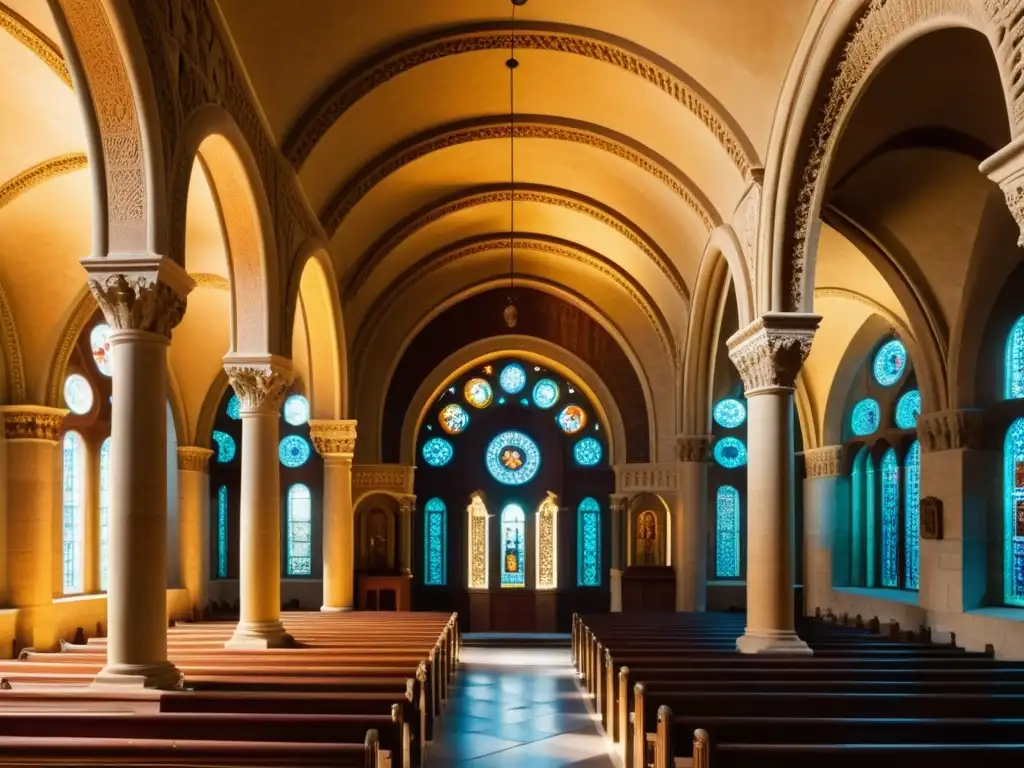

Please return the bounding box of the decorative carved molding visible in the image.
[917,408,986,453]
[282,21,756,175]
[397,494,416,515]
[86,269,189,338]
[726,312,820,394]
[609,494,629,515]
[920,496,944,539]
[980,133,1024,246]
[320,116,719,237]
[0,154,88,211]
[0,405,66,441]
[190,273,230,291]
[733,179,761,280]
[0,2,72,86]
[804,445,843,479]
[614,462,678,493]
[676,434,712,463]
[223,357,294,414]
[352,464,415,496]
[0,279,25,403]
[177,446,214,472]
[47,288,96,408]
[537,491,557,590]
[308,419,357,457]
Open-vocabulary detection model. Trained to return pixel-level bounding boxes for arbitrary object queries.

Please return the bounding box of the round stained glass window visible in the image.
[212,430,236,463]
[464,378,493,408]
[279,435,311,468]
[439,404,469,434]
[713,437,747,469]
[499,364,527,394]
[574,437,603,466]
[63,374,94,415]
[283,394,310,426]
[90,324,113,377]
[422,437,454,467]
[485,430,542,486]
[227,395,241,420]
[851,398,880,436]
[895,389,921,430]
[713,398,746,429]
[873,339,908,387]
[557,405,588,434]
[532,379,559,409]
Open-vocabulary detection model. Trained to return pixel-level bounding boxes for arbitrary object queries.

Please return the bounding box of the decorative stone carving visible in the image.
[804,445,843,479]
[609,494,629,515]
[177,446,214,472]
[917,409,986,453]
[224,358,294,414]
[308,419,357,457]
[397,494,416,515]
[614,463,678,493]
[676,435,712,463]
[0,155,87,210]
[537,491,558,590]
[84,257,194,339]
[732,174,762,280]
[352,464,415,495]
[920,496,944,539]
[0,405,66,441]
[0,281,25,403]
[467,493,489,590]
[0,4,72,86]
[980,133,1024,246]
[727,312,820,394]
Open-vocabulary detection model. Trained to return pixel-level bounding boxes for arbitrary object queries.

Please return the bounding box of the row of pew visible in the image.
[0,611,459,767]
[573,611,1024,768]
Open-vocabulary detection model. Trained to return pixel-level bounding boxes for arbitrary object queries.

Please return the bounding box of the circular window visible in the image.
[574,437,603,466]
[212,430,236,463]
[895,389,921,430]
[63,374,94,415]
[499,364,527,394]
[226,394,241,420]
[532,379,559,409]
[439,404,469,435]
[464,378,493,409]
[283,394,310,426]
[873,339,907,387]
[851,398,880,436]
[422,437,454,467]
[485,430,542,486]
[713,398,746,429]
[557,405,588,434]
[279,435,311,468]
[713,437,747,469]
[89,324,113,377]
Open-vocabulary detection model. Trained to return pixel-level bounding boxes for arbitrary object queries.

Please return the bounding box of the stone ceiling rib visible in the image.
[0,154,88,210]
[0,2,71,87]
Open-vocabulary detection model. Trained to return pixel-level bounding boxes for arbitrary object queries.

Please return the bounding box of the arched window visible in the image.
[500,503,526,588]
[99,437,111,591]
[578,497,601,587]
[1005,418,1024,606]
[1006,316,1024,400]
[715,485,741,578]
[216,485,228,579]
[62,432,85,594]
[285,484,312,576]
[424,498,447,586]
[880,448,900,588]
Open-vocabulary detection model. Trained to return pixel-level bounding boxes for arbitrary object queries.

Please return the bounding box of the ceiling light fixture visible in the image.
[504,0,527,329]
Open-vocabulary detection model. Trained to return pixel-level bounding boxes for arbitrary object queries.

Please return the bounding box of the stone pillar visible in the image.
[1,407,65,651]
[803,446,844,616]
[310,420,357,612]
[177,447,213,619]
[676,435,711,611]
[397,495,415,575]
[608,494,627,612]
[727,312,820,655]
[87,261,191,688]
[224,357,294,648]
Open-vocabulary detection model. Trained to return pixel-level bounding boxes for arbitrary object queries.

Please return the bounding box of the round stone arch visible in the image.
[194,369,231,451]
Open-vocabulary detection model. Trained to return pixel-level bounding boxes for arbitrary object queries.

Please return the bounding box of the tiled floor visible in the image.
[427,647,616,767]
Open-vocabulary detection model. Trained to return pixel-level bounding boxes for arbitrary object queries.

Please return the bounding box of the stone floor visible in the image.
[427,646,616,767]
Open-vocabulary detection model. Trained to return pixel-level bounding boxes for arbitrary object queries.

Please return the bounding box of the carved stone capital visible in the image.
[804,445,843,479]
[727,312,821,394]
[83,256,193,338]
[917,409,986,453]
[676,434,712,463]
[177,446,214,473]
[223,356,294,414]
[398,494,416,515]
[0,405,66,441]
[609,494,629,515]
[614,462,678,493]
[980,135,1024,247]
[308,419,357,458]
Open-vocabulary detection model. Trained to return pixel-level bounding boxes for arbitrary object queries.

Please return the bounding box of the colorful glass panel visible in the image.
[424,498,447,586]
[880,448,900,588]
[439,403,469,434]
[464,378,493,408]
[895,389,921,430]
[286,484,312,575]
[1005,418,1024,606]
[904,440,920,590]
[99,437,110,592]
[557,405,587,434]
[715,485,741,578]
[578,497,601,587]
[873,339,908,386]
[485,430,542,486]
[500,503,526,587]
[422,437,454,467]
[212,430,236,463]
[90,324,113,377]
[499,363,527,394]
[532,379,559,409]
[713,398,746,429]
[217,485,228,579]
[279,435,311,468]
[62,432,84,594]
[283,394,310,426]
[713,437,747,469]
[227,395,241,420]
[573,437,603,466]
[63,373,94,415]
[851,398,880,436]
[1008,316,1024,399]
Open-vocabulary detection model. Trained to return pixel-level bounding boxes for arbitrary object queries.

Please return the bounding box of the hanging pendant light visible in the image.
[504,0,527,328]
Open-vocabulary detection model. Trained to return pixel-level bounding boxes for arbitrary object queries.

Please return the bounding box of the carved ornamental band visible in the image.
[804,446,843,479]
[309,419,358,458]
[727,312,820,394]
[177,446,214,473]
[0,405,66,441]
[85,258,193,338]
[677,434,712,463]
[224,359,294,414]
[918,409,986,453]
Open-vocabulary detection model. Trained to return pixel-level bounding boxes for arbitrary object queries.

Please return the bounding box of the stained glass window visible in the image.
[904,440,920,590]
[464,378,493,408]
[286,484,312,576]
[713,437,747,469]
[227,395,241,420]
[574,437,603,466]
[424,498,447,585]
[1005,418,1024,606]
[895,389,921,430]
[873,339,907,387]
[578,497,601,587]
[283,394,310,426]
[279,435,311,468]
[713,398,746,429]
[485,430,542,485]
[851,398,880,436]
[715,485,741,578]
[63,373,94,415]
[1007,316,1024,399]
[880,448,900,588]
[90,324,113,377]
[99,437,111,592]
[217,485,228,579]
[532,379,559,409]
[422,437,454,467]
[500,503,526,587]
[557,405,587,434]
[62,431,85,594]
[499,364,527,394]
[439,403,469,434]
[212,430,236,463]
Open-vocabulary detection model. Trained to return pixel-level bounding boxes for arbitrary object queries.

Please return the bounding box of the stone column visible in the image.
[676,435,711,611]
[223,357,294,648]
[87,260,191,688]
[727,312,820,655]
[177,447,213,620]
[397,495,415,575]
[309,420,357,612]
[803,446,844,616]
[608,494,627,612]
[0,407,65,651]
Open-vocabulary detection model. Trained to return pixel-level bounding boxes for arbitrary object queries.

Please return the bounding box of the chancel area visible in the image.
[3,0,1024,765]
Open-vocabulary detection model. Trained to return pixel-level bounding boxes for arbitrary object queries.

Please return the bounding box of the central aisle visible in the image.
[428,645,615,767]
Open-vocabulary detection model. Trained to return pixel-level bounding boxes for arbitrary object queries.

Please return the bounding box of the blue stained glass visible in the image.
[217,485,228,579]
[99,438,111,592]
[574,437,603,466]
[851,398,880,436]
[500,503,526,587]
[283,394,310,426]
[880,448,900,588]
[1007,316,1024,399]
[227,395,241,420]
[286,484,312,575]
[279,435,311,468]
[715,485,741,578]
[713,437,747,469]
[499,364,527,394]
[1005,418,1024,606]
[485,430,542,486]
[532,379,559,409]
[578,497,601,587]
[873,339,908,387]
[904,441,920,590]
[424,498,447,586]
[895,389,921,430]
[713,398,746,429]
[212,430,236,463]
[422,437,454,467]
[62,432,84,594]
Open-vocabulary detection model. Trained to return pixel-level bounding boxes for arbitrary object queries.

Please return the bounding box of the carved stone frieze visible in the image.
[917,409,986,453]
[0,405,66,442]
[223,358,294,414]
[804,445,843,479]
[614,462,678,493]
[676,435,712,463]
[308,419,358,457]
[727,313,820,394]
[177,446,214,472]
[352,464,415,495]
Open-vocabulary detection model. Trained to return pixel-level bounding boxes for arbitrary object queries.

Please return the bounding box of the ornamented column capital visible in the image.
[223,355,294,414]
[804,445,843,479]
[980,135,1024,247]
[177,446,214,473]
[918,408,986,453]
[726,312,821,394]
[0,405,67,441]
[309,419,357,458]
[83,256,194,338]
[398,494,416,515]
[676,434,712,463]
[609,494,629,515]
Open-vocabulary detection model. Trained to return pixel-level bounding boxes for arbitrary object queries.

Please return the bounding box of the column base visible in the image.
[320,605,354,613]
[224,620,295,649]
[91,660,182,690]
[736,629,813,655]
[609,569,623,613]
